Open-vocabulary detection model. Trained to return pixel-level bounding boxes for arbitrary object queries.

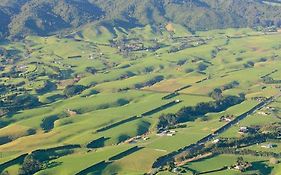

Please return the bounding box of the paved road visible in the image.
[151,93,281,169]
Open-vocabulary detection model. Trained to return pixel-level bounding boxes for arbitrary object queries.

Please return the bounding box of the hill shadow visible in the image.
[75,161,112,175]
[248,160,273,175]
[86,137,110,149]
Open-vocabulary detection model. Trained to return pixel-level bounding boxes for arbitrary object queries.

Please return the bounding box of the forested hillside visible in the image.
[0,0,281,39]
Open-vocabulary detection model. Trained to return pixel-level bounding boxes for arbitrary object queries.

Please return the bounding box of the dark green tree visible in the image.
[209,88,223,100]
[19,155,43,175]
[63,85,86,97]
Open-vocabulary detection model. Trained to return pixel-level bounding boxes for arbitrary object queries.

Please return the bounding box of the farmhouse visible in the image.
[251,96,267,102]
[238,127,249,134]
[266,106,276,112]
[167,133,175,137]
[234,164,252,172]
[219,115,234,122]
[212,139,220,144]
[232,157,252,172]
[156,130,176,137]
[66,109,77,116]
[143,137,149,141]
[257,111,270,116]
[261,143,274,149]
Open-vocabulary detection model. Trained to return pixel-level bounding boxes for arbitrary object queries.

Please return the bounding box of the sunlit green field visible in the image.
[0,23,281,175]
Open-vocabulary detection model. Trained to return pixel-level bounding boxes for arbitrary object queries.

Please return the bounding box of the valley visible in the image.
[0,23,281,175]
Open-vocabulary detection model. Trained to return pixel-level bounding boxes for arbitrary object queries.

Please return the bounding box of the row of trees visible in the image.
[134,75,164,89]
[18,145,77,175]
[157,94,245,129]
[263,77,281,84]
[213,147,281,159]
[174,130,281,164]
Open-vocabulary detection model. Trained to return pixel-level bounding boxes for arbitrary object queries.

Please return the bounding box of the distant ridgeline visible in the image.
[0,0,281,39]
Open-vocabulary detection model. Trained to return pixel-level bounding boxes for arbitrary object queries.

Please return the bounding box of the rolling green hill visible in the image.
[0,21,281,174]
[1,1,281,175]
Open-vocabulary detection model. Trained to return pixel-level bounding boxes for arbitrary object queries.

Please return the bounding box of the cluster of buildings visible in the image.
[238,126,258,135]
[124,134,150,144]
[232,161,252,172]
[251,96,267,102]
[257,106,277,116]
[156,130,176,137]
[219,115,234,122]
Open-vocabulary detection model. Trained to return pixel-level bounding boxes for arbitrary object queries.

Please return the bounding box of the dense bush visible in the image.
[209,88,223,100]
[222,81,239,90]
[63,85,86,97]
[263,77,281,84]
[40,115,59,132]
[18,155,43,175]
[4,94,41,110]
[197,63,208,71]
[35,80,57,94]
[85,67,97,74]
[157,95,245,129]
